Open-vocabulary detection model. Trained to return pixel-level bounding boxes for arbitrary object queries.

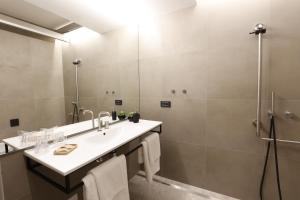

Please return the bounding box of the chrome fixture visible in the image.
[261,92,299,145]
[98,111,111,131]
[182,89,187,94]
[250,23,267,137]
[83,110,95,128]
[261,137,300,145]
[268,91,275,118]
[171,89,176,94]
[72,59,81,123]
[284,111,295,119]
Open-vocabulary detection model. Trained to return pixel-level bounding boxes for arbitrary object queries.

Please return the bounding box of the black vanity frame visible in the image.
[25,124,162,194]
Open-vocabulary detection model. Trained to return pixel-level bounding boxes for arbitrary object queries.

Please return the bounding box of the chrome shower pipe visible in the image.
[270,91,275,116]
[75,63,79,106]
[250,24,266,137]
[72,59,81,123]
[73,59,81,107]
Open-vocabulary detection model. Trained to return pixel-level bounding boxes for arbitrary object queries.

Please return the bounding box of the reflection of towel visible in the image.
[83,155,130,200]
[141,133,161,182]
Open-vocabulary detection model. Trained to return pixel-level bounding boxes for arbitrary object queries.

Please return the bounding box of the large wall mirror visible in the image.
[0,24,140,154]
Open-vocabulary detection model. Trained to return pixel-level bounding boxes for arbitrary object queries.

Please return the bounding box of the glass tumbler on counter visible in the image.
[53,131,66,146]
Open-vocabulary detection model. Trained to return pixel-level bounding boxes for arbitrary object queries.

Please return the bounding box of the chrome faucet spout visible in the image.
[83,110,95,128]
[98,111,111,131]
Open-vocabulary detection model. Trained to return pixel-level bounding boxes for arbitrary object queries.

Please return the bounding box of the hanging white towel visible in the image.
[82,174,99,200]
[141,133,161,182]
[85,155,130,200]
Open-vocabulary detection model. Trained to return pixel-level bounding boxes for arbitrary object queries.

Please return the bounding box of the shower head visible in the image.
[72,59,81,65]
[250,23,266,35]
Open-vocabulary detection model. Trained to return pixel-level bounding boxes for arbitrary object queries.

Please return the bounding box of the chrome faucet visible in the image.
[98,111,111,131]
[83,110,95,128]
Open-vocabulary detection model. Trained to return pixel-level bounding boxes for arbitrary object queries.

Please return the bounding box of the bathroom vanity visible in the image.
[22,119,162,194]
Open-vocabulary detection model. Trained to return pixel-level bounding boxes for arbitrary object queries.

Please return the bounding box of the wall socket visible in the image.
[10,118,19,127]
[160,101,171,108]
[115,99,123,105]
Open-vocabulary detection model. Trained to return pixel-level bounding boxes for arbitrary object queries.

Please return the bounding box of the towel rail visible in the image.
[261,138,300,145]
[26,124,162,194]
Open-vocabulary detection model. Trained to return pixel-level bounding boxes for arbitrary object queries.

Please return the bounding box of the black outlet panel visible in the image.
[10,118,19,127]
[160,101,171,108]
[115,99,123,106]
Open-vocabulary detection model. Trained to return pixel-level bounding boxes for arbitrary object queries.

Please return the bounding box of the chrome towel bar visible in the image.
[261,137,300,145]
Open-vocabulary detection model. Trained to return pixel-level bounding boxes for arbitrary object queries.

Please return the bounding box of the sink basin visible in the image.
[84,126,127,144]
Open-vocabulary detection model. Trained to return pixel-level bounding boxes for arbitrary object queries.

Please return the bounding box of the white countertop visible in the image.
[2,116,116,150]
[24,119,162,176]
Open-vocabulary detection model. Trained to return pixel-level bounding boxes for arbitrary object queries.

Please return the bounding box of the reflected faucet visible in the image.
[83,110,95,129]
[98,111,111,131]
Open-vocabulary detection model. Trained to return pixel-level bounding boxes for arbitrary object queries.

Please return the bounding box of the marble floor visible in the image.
[129,172,238,200]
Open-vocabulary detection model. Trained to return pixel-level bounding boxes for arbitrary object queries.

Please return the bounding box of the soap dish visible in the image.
[54,144,77,155]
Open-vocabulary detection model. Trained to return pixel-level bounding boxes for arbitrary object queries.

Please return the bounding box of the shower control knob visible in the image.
[284,111,295,119]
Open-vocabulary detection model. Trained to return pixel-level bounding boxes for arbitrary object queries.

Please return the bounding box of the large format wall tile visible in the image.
[160,98,206,146]
[160,139,206,188]
[205,99,265,154]
[204,147,264,200]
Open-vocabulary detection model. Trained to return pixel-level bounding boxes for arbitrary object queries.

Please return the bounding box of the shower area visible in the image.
[136,0,300,199]
[60,0,300,199]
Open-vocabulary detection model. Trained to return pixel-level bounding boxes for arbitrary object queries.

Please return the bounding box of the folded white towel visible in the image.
[141,133,161,182]
[82,155,130,200]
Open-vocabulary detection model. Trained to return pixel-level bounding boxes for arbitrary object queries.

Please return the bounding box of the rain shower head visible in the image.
[250,23,266,35]
[72,59,81,65]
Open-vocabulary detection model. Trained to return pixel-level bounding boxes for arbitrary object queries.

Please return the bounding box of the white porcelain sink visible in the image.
[24,119,162,176]
[84,127,127,144]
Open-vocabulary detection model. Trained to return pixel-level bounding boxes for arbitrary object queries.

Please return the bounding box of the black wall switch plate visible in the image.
[160,101,171,108]
[10,118,19,127]
[115,99,123,106]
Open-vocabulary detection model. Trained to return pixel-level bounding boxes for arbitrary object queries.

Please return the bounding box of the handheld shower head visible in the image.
[73,59,81,65]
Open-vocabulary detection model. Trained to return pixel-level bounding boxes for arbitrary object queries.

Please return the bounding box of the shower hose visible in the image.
[259,115,282,200]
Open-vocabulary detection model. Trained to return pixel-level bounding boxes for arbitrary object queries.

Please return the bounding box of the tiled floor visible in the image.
[129,173,238,200]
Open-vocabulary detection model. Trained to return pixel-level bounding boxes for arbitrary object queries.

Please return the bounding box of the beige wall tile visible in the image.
[160,98,206,146]
[205,99,266,154]
[34,98,66,129]
[160,139,206,188]
[204,147,264,200]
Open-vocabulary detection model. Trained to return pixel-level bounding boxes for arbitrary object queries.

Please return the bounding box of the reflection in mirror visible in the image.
[63,26,140,124]
[0,25,139,155]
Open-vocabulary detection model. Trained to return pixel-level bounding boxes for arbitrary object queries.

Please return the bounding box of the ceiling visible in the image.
[0,0,79,33]
[24,0,197,33]
[0,0,196,34]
